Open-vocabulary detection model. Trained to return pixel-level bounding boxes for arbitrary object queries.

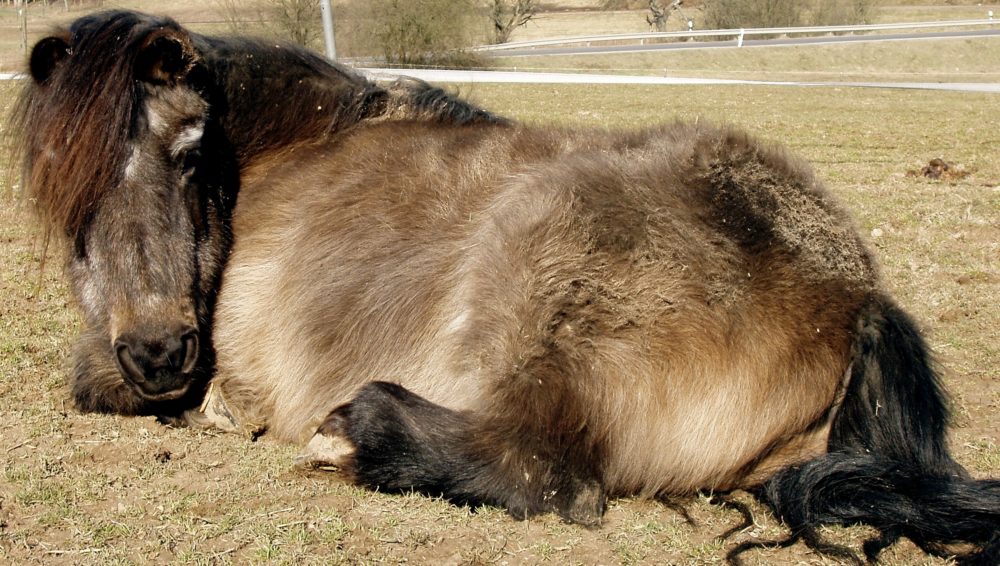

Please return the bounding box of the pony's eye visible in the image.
[181,147,201,173]
[73,229,87,259]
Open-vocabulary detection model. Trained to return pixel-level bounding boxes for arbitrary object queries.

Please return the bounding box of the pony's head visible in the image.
[16,11,227,408]
[13,10,506,413]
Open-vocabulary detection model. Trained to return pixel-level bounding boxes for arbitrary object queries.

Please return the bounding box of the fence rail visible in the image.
[472,18,999,52]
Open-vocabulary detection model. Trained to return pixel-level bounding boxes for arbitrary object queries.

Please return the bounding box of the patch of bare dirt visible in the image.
[906,157,972,181]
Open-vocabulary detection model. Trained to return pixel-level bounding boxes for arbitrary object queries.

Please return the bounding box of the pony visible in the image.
[12,10,998,564]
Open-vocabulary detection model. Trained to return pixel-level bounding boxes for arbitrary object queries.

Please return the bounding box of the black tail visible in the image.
[733,295,1000,564]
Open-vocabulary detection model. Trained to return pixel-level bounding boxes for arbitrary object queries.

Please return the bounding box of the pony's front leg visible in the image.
[175,382,262,437]
[299,380,607,525]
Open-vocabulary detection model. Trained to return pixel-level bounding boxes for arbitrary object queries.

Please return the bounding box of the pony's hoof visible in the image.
[190,382,265,439]
[294,425,356,471]
[295,409,356,471]
[553,477,606,526]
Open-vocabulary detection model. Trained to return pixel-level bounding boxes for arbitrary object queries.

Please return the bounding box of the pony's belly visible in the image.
[593,340,845,496]
[603,382,834,496]
[212,334,480,443]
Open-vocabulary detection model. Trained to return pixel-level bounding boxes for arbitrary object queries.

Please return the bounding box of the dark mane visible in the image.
[191,34,384,166]
[11,10,508,238]
[194,42,509,166]
[383,78,511,126]
[11,11,187,237]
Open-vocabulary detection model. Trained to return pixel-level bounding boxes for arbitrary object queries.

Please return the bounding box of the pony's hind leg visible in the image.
[743,296,1000,564]
[306,380,608,525]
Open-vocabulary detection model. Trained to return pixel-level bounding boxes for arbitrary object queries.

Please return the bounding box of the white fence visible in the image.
[473,18,999,52]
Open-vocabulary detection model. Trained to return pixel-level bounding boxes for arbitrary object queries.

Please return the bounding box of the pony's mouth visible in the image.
[113,330,200,401]
[114,347,196,401]
[121,372,194,401]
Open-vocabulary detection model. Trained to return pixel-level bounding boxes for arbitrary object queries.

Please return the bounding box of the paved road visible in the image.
[363,68,1000,93]
[490,28,1000,57]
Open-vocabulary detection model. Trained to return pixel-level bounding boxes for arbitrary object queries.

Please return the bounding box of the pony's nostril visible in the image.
[114,339,146,385]
[113,326,200,395]
[180,330,199,374]
[163,327,198,373]
[165,334,186,372]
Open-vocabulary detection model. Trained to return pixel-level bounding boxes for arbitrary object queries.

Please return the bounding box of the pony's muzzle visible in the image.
[113,326,199,400]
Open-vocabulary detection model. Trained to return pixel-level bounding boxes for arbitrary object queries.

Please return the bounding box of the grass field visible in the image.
[501,2,1000,43]
[489,36,1000,83]
[1,1,998,564]
[1,70,998,564]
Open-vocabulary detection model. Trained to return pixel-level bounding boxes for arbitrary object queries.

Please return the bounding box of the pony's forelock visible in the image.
[11,11,190,238]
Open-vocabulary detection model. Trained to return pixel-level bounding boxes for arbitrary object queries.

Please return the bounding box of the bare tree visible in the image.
[268,0,322,48]
[214,0,256,35]
[703,0,804,30]
[703,0,874,30]
[357,0,482,66]
[647,0,682,32]
[214,0,322,48]
[489,0,537,44]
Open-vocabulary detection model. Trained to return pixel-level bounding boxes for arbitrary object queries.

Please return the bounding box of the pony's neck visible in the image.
[196,36,509,167]
[196,35,385,166]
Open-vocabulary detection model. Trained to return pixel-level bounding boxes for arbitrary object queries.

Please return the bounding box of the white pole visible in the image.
[16,0,27,55]
[320,0,336,60]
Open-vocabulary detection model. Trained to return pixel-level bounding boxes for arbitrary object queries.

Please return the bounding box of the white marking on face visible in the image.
[147,104,167,135]
[123,144,141,182]
[170,124,204,159]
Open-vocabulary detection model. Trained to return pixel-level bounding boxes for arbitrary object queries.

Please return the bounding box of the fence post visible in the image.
[320,0,336,60]
[737,28,744,47]
[16,0,27,55]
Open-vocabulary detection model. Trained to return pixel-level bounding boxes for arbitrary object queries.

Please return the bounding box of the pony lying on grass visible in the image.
[12,10,998,564]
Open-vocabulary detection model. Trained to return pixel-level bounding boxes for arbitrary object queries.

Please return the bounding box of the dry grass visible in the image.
[1,2,998,564]
[879,4,1000,22]
[499,2,1000,43]
[489,36,1000,83]
[1,72,998,564]
[482,2,1000,84]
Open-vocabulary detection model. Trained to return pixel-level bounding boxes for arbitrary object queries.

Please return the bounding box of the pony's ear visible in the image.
[29,35,71,85]
[135,30,197,86]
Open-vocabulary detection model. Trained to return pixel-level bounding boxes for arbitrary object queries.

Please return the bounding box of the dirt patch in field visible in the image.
[906,157,972,181]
